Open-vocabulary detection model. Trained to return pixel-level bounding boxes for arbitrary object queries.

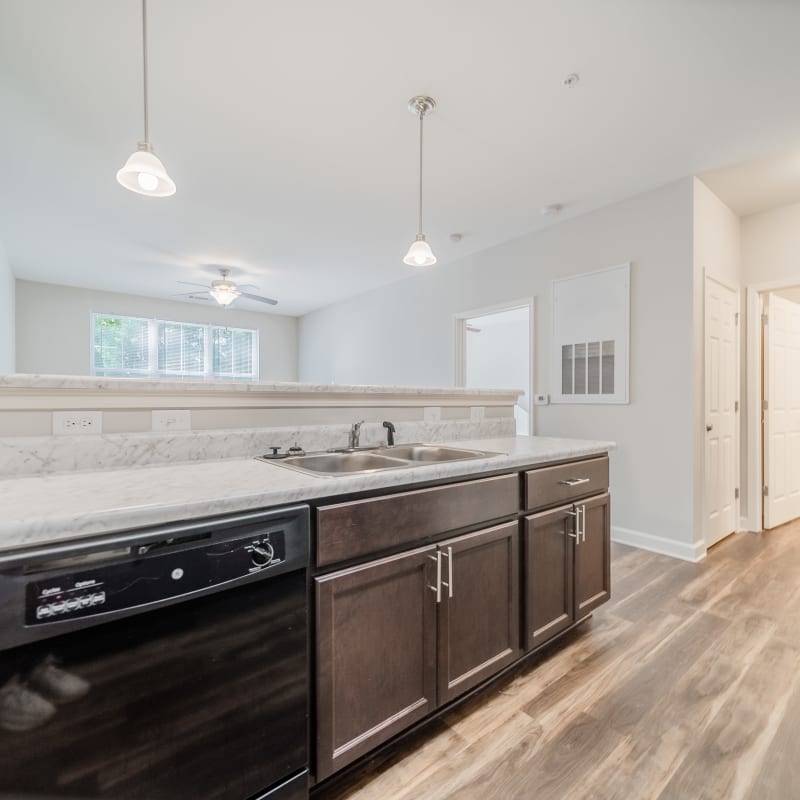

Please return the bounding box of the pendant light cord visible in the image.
[417,105,424,235]
[142,0,149,144]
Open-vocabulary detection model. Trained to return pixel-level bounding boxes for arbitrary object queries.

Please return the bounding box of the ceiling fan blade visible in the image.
[177,280,212,289]
[240,292,278,306]
[236,283,260,292]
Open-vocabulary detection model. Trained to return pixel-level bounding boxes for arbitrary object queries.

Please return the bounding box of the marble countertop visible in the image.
[0,373,521,400]
[0,436,614,553]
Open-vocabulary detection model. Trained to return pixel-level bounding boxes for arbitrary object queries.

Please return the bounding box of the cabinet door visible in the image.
[315,545,438,780]
[574,492,611,617]
[437,521,520,705]
[524,504,575,651]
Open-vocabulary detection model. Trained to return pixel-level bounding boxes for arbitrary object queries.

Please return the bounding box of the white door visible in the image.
[763,293,800,529]
[705,277,738,546]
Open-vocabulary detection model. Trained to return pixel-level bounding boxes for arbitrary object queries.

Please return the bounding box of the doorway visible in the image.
[762,289,800,530]
[704,275,740,547]
[455,300,534,436]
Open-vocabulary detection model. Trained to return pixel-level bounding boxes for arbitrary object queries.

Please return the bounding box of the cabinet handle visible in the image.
[565,507,586,543]
[427,552,442,603]
[565,509,579,540]
[440,546,454,599]
[558,477,591,487]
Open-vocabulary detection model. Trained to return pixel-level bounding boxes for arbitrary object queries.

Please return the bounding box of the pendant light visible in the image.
[116,0,176,197]
[403,96,436,267]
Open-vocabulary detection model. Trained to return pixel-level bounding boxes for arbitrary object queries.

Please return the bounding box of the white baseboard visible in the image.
[739,515,761,533]
[611,526,707,563]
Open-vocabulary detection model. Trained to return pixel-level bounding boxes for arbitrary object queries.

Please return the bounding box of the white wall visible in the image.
[301,179,700,558]
[742,201,800,285]
[692,179,742,532]
[0,242,15,373]
[15,280,299,381]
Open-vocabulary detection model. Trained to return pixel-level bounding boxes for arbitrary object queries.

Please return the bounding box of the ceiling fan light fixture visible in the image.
[209,280,241,306]
[403,233,436,267]
[116,142,176,197]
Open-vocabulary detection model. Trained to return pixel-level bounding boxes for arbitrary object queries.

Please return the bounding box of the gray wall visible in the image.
[0,242,14,373]
[15,280,299,381]
[300,179,699,557]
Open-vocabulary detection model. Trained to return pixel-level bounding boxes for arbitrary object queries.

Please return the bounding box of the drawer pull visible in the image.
[558,477,591,487]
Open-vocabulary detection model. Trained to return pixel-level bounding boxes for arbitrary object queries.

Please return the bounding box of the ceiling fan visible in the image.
[175,268,278,307]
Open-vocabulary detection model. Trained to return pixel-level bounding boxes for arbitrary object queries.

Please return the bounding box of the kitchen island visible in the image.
[0,426,614,792]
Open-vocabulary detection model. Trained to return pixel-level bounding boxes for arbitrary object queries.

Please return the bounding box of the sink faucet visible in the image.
[349,420,365,449]
[382,420,396,447]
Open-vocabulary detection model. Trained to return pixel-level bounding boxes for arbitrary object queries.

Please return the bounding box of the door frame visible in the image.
[745,278,800,532]
[454,297,535,435]
[703,272,741,548]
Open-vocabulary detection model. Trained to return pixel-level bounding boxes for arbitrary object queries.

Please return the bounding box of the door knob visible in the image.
[706,424,713,432]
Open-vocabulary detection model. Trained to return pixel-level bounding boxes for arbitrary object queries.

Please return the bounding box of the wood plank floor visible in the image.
[314,522,800,800]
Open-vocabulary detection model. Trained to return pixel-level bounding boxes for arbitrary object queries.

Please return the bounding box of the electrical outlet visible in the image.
[152,410,191,432]
[534,393,549,406]
[53,411,103,435]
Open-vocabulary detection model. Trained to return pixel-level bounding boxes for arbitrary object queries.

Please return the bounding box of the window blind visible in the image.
[92,314,259,381]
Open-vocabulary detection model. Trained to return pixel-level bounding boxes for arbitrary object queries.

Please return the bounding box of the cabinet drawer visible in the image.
[316,473,519,567]
[524,456,609,512]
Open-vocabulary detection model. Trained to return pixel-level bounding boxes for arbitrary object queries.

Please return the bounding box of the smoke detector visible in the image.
[563,73,580,88]
[449,233,464,243]
[541,203,564,216]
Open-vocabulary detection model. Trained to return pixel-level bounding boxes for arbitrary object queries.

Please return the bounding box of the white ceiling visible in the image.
[2,0,800,316]
[700,147,800,217]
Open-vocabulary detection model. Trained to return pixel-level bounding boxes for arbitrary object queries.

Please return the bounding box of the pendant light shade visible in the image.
[116,142,176,197]
[404,234,436,267]
[117,0,176,197]
[403,96,436,267]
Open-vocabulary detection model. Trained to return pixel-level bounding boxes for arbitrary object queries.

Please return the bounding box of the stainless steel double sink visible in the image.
[265,444,499,477]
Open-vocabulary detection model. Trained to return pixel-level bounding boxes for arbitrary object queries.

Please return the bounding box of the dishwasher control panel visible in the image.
[25,529,287,626]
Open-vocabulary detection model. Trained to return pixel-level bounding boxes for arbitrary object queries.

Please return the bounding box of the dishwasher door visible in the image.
[0,507,309,800]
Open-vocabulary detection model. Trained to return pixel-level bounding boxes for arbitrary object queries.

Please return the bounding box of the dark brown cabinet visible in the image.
[575,492,611,616]
[437,521,520,704]
[524,492,611,651]
[314,456,612,783]
[524,505,575,650]
[315,522,521,779]
[315,545,438,780]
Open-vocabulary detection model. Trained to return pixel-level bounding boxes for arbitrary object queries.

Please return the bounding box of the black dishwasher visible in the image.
[0,505,310,800]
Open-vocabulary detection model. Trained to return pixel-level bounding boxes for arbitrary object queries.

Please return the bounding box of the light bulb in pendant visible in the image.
[137,172,159,191]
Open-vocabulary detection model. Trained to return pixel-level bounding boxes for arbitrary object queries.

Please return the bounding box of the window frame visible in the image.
[90,313,260,381]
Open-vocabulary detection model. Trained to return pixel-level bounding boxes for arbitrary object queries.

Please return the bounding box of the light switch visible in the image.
[152,410,191,432]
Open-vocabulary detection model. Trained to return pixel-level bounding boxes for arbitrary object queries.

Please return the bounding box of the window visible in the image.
[92,314,259,381]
